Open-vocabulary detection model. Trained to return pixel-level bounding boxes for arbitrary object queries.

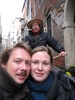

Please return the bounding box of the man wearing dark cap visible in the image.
[25,19,67,57]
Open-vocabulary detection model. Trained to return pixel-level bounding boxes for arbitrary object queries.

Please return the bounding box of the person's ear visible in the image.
[1,64,6,69]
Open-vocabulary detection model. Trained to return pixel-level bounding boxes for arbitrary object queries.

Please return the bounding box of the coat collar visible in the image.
[0,66,29,93]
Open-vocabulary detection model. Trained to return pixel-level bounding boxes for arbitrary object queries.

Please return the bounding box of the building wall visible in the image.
[0,14,2,35]
[30,0,65,68]
[0,14,2,52]
[63,0,75,68]
[22,0,75,68]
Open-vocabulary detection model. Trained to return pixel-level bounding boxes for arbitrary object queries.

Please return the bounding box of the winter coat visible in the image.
[41,71,75,100]
[25,31,64,53]
[27,71,75,100]
[44,72,68,100]
[0,66,31,100]
[52,66,75,100]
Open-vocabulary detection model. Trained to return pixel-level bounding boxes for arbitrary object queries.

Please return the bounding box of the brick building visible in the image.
[22,0,75,68]
[0,14,2,52]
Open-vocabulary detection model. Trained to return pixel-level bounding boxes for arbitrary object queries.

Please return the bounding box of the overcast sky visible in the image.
[0,0,24,37]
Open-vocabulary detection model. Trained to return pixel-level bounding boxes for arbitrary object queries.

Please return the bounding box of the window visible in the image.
[47,15,52,36]
[34,0,36,16]
[74,12,75,23]
[39,0,41,4]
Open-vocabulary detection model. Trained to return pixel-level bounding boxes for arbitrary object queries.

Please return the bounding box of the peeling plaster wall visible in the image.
[63,0,75,68]
[51,3,64,44]
[51,2,65,67]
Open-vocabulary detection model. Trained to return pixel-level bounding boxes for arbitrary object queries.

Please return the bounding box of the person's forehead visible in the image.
[32,22,39,25]
[9,48,31,60]
[10,48,29,56]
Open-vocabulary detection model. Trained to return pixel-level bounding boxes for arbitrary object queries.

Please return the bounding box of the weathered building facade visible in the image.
[0,14,2,52]
[22,0,75,68]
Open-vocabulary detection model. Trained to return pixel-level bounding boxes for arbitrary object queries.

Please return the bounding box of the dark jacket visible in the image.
[44,72,67,100]
[0,66,30,100]
[52,66,75,100]
[46,72,75,100]
[27,72,75,100]
[25,31,64,53]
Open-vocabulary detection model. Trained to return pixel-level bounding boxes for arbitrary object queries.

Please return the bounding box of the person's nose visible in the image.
[21,62,27,70]
[38,63,43,70]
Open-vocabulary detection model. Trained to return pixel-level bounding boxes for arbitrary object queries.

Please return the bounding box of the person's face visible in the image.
[2,48,31,84]
[32,23,40,32]
[31,51,52,84]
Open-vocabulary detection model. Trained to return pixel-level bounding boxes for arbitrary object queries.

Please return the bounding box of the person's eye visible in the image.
[25,62,31,66]
[43,62,50,66]
[14,60,20,64]
[32,61,38,64]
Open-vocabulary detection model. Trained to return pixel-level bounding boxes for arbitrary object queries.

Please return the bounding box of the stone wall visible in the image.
[51,2,65,68]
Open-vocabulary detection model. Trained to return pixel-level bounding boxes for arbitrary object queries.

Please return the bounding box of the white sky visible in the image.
[0,0,24,37]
